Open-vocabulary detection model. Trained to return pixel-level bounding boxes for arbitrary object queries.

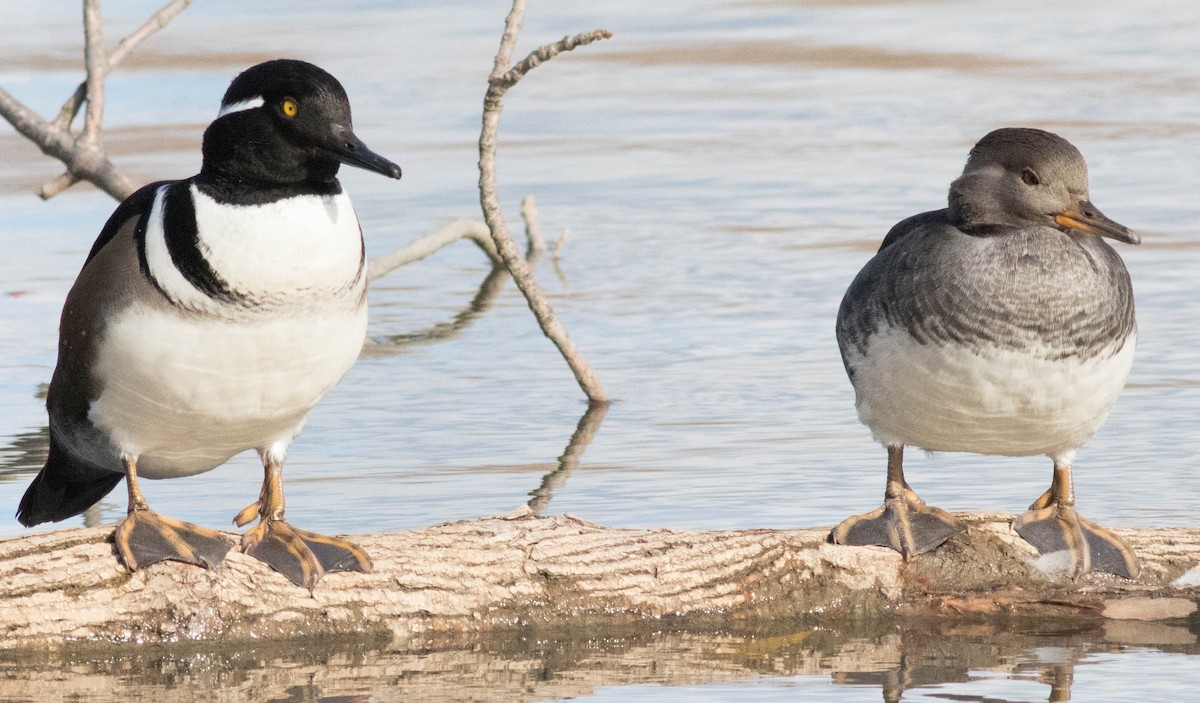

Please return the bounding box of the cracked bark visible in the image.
[3,510,1198,649]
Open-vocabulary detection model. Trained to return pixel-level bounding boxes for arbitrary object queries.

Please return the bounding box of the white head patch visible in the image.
[217,95,265,118]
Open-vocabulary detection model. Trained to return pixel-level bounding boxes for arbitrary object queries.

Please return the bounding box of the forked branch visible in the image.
[0,0,193,200]
[478,0,612,404]
[0,0,605,372]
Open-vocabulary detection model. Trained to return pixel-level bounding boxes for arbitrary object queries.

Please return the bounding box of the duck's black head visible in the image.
[947,127,1138,245]
[197,59,401,204]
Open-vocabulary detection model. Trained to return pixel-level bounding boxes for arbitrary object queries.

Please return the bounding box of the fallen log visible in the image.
[3,507,1199,649]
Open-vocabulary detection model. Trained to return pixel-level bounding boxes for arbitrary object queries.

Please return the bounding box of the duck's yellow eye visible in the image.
[281,98,298,118]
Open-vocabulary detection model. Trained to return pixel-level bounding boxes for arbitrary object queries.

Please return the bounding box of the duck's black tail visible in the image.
[17,438,123,526]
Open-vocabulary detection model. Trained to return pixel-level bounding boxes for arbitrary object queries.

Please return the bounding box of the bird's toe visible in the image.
[831,498,963,559]
[1013,505,1139,580]
[113,510,232,572]
[241,519,325,591]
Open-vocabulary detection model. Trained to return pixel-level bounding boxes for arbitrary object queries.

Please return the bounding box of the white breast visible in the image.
[88,185,369,479]
[143,184,366,312]
[90,304,367,478]
[847,327,1136,458]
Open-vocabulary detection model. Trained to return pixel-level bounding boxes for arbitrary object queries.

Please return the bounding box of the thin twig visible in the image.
[360,192,564,286]
[364,201,548,353]
[491,30,614,88]
[489,0,529,82]
[0,0,190,200]
[521,195,546,260]
[50,84,88,133]
[0,88,63,147]
[81,0,106,144]
[108,0,193,67]
[0,85,133,200]
[39,173,82,200]
[52,0,195,132]
[478,0,612,404]
[367,219,501,282]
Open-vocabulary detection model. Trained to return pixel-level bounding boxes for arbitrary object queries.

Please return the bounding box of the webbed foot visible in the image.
[112,509,233,571]
[1013,503,1139,580]
[830,488,964,559]
[241,517,373,591]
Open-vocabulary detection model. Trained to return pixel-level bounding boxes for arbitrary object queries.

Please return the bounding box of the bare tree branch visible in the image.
[109,0,194,67]
[491,0,528,76]
[364,200,549,353]
[81,0,107,144]
[39,172,82,200]
[49,85,89,133]
[51,0,195,133]
[479,0,612,404]
[367,219,501,282]
[491,29,615,88]
[3,0,602,382]
[0,84,133,200]
[521,195,546,259]
[0,0,192,200]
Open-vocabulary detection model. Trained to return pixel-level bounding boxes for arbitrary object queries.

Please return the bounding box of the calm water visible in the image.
[3,621,1199,702]
[3,0,1200,699]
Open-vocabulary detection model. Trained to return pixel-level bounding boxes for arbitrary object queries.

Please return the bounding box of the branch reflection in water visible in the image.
[527,400,610,515]
[362,195,550,354]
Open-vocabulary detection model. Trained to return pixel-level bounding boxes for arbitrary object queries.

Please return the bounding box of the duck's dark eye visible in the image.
[1021,168,1040,186]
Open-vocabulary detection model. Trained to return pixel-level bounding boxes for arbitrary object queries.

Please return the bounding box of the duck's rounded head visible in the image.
[948,127,1137,244]
[199,59,401,200]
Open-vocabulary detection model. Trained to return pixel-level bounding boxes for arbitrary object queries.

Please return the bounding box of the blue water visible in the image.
[2,0,1200,700]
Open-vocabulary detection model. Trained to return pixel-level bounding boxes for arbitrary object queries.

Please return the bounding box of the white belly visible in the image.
[88,302,367,478]
[848,327,1135,458]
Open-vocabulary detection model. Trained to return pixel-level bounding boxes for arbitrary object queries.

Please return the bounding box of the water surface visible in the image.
[2,0,1200,700]
[4,620,1199,702]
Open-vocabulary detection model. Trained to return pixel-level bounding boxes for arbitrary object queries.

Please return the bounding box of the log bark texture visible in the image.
[3,508,1199,649]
